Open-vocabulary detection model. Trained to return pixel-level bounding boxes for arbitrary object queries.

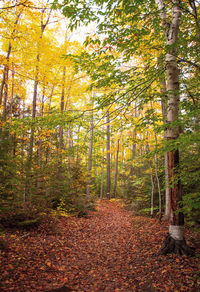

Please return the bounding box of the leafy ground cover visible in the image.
[0,200,199,291]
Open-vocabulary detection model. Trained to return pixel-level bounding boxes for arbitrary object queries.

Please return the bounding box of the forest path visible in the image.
[0,200,199,291]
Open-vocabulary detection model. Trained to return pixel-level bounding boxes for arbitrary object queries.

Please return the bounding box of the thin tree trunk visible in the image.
[68,128,73,168]
[100,145,104,199]
[10,62,15,120]
[24,7,51,204]
[76,125,81,163]
[48,86,54,111]
[150,102,162,220]
[130,131,136,177]
[0,12,21,107]
[154,149,162,221]
[113,139,119,197]
[122,143,126,187]
[106,110,111,199]
[58,66,66,165]
[24,60,39,200]
[150,169,155,217]
[3,69,9,119]
[146,143,155,217]
[158,58,171,221]
[41,84,45,116]
[86,112,94,198]
[164,153,171,220]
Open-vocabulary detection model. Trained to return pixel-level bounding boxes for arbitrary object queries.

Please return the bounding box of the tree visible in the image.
[156,0,194,255]
[86,104,94,197]
[24,1,52,203]
[106,110,111,199]
[113,139,119,197]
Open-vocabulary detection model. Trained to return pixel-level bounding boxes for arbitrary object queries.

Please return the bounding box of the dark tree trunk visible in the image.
[100,145,104,199]
[0,12,21,107]
[24,8,51,204]
[86,111,94,198]
[113,139,119,197]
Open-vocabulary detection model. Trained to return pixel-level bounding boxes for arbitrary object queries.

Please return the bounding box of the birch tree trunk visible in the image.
[106,110,111,199]
[156,0,194,255]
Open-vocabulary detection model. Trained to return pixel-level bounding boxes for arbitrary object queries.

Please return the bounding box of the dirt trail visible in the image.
[0,200,199,291]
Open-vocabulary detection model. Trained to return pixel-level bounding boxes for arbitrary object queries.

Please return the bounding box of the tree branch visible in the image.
[177,58,200,71]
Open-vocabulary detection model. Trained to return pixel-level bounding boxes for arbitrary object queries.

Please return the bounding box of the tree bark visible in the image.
[0,12,21,109]
[100,145,104,199]
[24,7,51,204]
[154,142,162,221]
[113,139,119,197]
[106,110,111,199]
[150,102,162,220]
[164,153,171,220]
[156,0,194,255]
[158,58,171,221]
[150,169,155,217]
[86,111,94,198]
[58,66,66,165]
[130,131,136,177]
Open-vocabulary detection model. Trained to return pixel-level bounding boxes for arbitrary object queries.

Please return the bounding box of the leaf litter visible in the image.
[0,200,199,291]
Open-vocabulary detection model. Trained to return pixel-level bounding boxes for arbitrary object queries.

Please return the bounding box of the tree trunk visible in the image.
[130,131,136,177]
[100,145,104,199]
[24,8,51,204]
[0,12,21,108]
[58,66,66,166]
[106,110,111,199]
[24,61,39,201]
[41,84,45,116]
[86,112,94,198]
[156,0,194,255]
[164,153,171,220]
[150,169,155,217]
[48,86,55,111]
[113,139,119,197]
[151,102,162,220]
[158,58,171,221]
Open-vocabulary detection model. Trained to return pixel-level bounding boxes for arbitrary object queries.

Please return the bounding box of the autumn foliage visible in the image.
[0,200,199,291]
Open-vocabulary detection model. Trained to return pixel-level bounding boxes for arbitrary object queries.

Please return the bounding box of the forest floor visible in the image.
[0,199,200,292]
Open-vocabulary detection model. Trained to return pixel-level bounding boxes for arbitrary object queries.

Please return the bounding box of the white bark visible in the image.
[106,110,111,199]
[156,0,183,226]
[169,225,184,240]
